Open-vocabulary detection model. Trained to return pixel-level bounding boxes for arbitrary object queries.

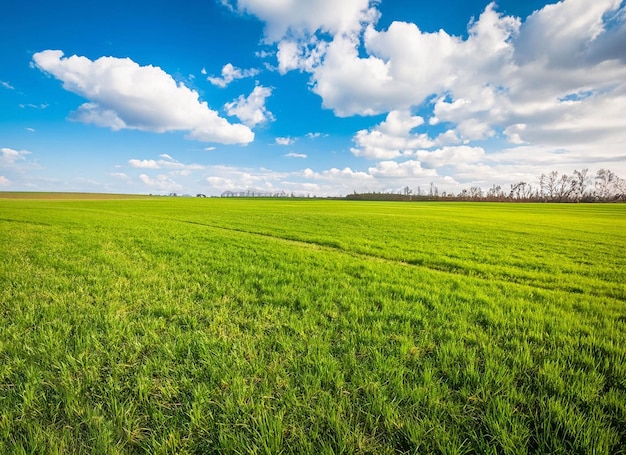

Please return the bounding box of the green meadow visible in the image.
[0,196,624,454]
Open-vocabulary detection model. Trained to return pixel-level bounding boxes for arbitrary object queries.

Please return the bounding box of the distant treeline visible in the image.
[346,168,626,202]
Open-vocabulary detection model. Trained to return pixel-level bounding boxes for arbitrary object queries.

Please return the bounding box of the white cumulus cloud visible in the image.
[233,0,626,176]
[368,160,437,178]
[32,50,254,144]
[129,155,205,172]
[415,146,486,169]
[225,85,274,126]
[225,0,378,42]
[309,4,521,118]
[351,111,434,159]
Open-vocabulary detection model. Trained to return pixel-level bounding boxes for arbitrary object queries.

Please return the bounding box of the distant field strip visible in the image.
[1,198,625,454]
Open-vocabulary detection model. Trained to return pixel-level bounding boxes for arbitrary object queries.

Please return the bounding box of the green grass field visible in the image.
[1,196,625,454]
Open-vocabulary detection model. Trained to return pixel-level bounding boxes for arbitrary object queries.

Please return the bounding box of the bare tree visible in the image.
[509,182,535,201]
[595,169,617,200]
[571,169,590,201]
[469,186,484,200]
[486,185,505,200]
[540,171,559,201]
[616,177,626,201]
[554,172,574,202]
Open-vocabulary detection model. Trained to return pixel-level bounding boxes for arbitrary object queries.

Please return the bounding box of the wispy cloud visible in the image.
[110,172,130,180]
[285,152,307,158]
[19,103,48,109]
[208,63,260,88]
[139,174,183,192]
[157,155,204,171]
[129,159,160,169]
[1,147,31,166]
[129,155,205,172]
[275,136,295,145]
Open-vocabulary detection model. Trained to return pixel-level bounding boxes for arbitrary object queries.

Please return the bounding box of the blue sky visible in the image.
[1,0,625,196]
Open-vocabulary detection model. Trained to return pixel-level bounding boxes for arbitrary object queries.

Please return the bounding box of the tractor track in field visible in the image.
[28,206,622,302]
[173,218,624,303]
